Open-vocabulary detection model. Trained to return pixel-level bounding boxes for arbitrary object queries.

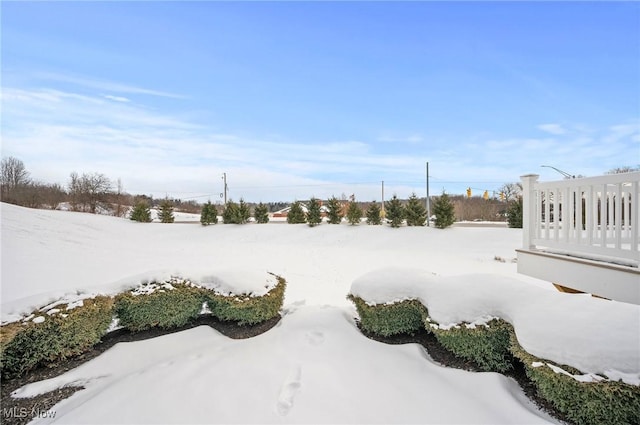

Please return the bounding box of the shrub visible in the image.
[306,197,322,227]
[237,198,251,224]
[365,201,382,225]
[1,296,114,379]
[405,193,427,226]
[203,274,286,325]
[200,201,218,225]
[507,197,523,228]
[158,199,175,223]
[432,191,455,228]
[114,283,203,332]
[254,202,269,223]
[130,201,152,222]
[287,201,306,224]
[427,318,513,372]
[385,195,405,228]
[510,333,640,425]
[326,196,343,224]
[222,200,239,224]
[347,296,426,337]
[346,201,363,225]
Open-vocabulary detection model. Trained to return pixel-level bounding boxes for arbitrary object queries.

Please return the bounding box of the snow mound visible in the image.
[350,267,640,385]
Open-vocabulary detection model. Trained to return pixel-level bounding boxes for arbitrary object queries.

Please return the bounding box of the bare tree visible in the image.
[68,172,113,213]
[606,166,639,174]
[1,156,31,202]
[499,182,522,203]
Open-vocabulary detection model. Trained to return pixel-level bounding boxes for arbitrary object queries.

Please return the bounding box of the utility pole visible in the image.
[381,180,385,217]
[222,173,228,204]
[426,162,430,227]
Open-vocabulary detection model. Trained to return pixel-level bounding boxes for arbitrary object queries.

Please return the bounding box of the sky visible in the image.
[1,1,639,203]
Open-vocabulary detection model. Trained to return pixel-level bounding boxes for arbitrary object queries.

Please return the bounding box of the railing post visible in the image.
[521,174,539,250]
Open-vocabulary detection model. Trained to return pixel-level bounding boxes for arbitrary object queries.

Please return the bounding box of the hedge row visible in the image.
[348,295,640,425]
[1,274,287,379]
[1,296,114,379]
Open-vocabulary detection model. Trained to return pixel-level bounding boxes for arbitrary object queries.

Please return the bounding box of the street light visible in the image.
[541,165,575,179]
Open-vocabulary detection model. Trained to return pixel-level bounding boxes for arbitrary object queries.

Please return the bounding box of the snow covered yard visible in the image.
[1,203,638,424]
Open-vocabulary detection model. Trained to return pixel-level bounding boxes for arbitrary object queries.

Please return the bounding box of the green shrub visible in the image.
[130,202,152,222]
[427,318,513,372]
[347,296,426,337]
[510,332,640,425]
[385,195,405,228]
[432,191,455,228]
[1,296,114,379]
[507,197,523,228]
[365,201,382,225]
[200,200,219,225]
[204,274,286,325]
[114,284,203,332]
[253,202,269,223]
[287,201,306,224]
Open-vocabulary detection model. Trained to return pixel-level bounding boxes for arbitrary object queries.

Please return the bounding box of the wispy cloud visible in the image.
[34,72,187,99]
[3,84,638,201]
[103,94,130,103]
[538,123,567,135]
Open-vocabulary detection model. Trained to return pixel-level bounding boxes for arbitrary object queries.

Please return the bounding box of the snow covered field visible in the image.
[2,203,638,424]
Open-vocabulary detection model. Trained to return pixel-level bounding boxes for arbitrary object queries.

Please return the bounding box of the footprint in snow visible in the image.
[276,365,302,416]
[305,330,324,346]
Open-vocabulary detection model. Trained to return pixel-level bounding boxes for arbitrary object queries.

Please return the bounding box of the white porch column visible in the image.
[521,174,539,250]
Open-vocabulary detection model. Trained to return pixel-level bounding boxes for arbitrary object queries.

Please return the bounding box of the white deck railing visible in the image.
[521,172,640,267]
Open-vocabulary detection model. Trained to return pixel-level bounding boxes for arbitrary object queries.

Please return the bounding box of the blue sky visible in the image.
[2,1,639,202]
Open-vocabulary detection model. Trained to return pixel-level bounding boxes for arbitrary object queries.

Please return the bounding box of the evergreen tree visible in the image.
[306,197,322,227]
[346,200,363,225]
[507,196,523,228]
[200,201,218,225]
[433,191,455,229]
[365,201,382,225]
[222,200,239,224]
[237,198,251,224]
[326,196,343,224]
[130,201,152,223]
[287,201,306,224]
[405,193,427,226]
[158,199,175,223]
[253,202,269,224]
[385,194,405,228]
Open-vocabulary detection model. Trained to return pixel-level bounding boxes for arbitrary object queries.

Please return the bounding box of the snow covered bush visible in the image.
[347,296,426,337]
[426,317,513,373]
[203,274,286,325]
[1,296,113,379]
[510,333,640,425]
[114,282,203,332]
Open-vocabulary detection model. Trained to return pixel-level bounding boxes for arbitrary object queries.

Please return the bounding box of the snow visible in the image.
[1,202,637,424]
[350,269,640,384]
